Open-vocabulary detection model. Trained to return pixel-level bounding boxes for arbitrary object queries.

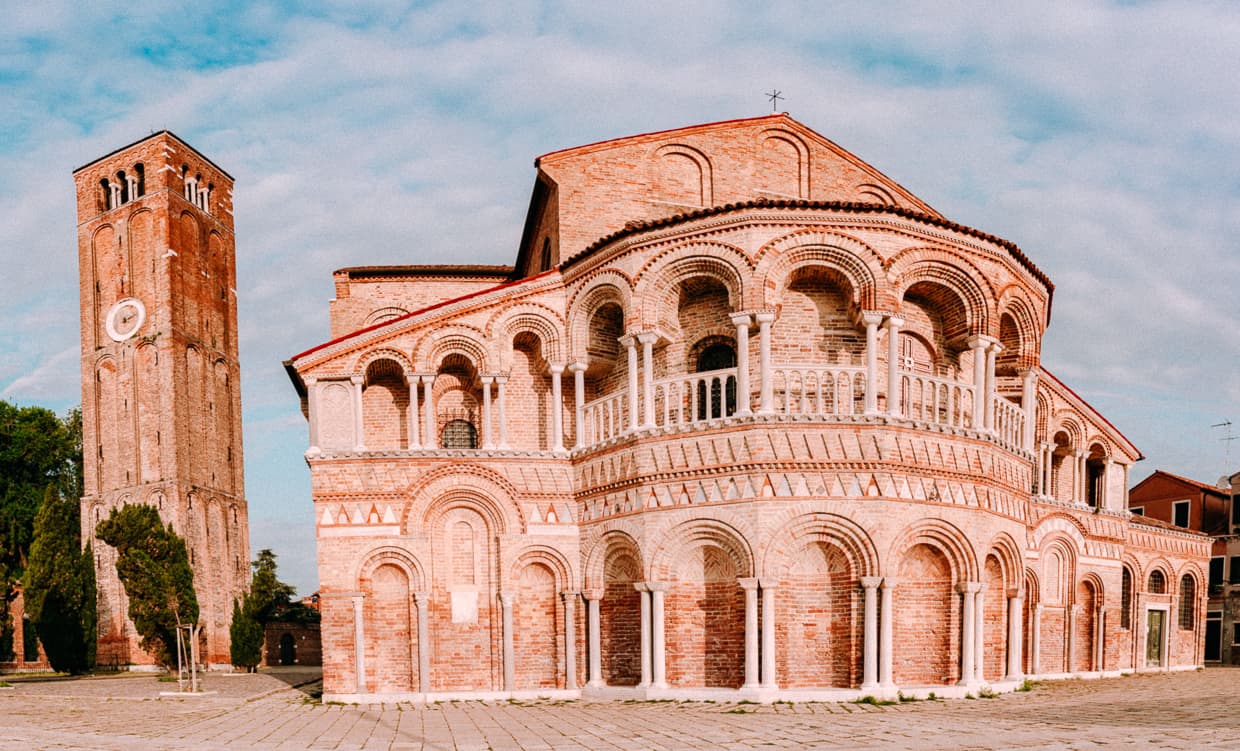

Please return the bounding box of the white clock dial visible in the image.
[105,297,146,342]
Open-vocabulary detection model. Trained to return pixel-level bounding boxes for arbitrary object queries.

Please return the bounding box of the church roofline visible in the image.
[534,113,788,164]
[334,264,514,278]
[1132,469,1230,498]
[561,197,1054,303]
[1039,367,1142,461]
[73,130,234,180]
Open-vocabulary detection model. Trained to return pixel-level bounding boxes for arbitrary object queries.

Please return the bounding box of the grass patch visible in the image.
[724,708,750,714]
[854,695,897,706]
[897,691,919,703]
[977,687,999,699]
[0,681,11,688]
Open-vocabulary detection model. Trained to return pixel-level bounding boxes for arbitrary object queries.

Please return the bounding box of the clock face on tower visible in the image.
[105,297,146,342]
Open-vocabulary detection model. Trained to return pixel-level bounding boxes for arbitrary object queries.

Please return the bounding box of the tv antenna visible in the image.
[1213,420,1235,471]
[766,89,784,113]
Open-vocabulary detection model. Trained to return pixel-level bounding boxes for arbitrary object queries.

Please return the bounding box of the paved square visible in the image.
[2,668,1239,750]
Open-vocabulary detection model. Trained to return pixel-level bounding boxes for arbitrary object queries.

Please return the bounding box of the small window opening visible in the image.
[441,419,478,449]
[695,342,737,420]
[133,163,145,197]
[1149,569,1166,594]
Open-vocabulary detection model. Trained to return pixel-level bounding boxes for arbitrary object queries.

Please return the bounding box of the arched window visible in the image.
[100,178,112,210]
[116,170,129,204]
[1179,575,1196,630]
[133,163,145,198]
[1148,569,1166,594]
[1120,567,1133,630]
[695,342,736,420]
[441,419,477,449]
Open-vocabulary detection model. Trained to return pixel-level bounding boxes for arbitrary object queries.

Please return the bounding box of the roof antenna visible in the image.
[1213,420,1235,476]
[765,89,784,113]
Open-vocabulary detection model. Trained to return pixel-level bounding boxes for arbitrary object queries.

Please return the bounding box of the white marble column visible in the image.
[650,583,669,689]
[1005,591,1024,681]
[755,312,776,414]
[621,334,639,432]
[585,591,602,687]
[109,182,122,208]
[862,313,883,415]
[1093,606,1104,672]
[760,582,777,689]
[550,363,566,453]
[570,362,587,450]
[739,578,760,688]
[1020,368,1038,451]
[968,336,987,429]
[562,591,578,690]
[404,374,421,449]
[352,595,366,693]
[480,375,495,449]
[126,174,138,201]
[730,312,753,415]
[1074,451,1087,502]
[983,341,1001,431]
[958,581,980,684]
[635,583,651,688]
[1030,604,1042,675]
[306,377,321,455]
[1039,443,1052,496]
[495,375,510,449]
[974,584,986,682]
[421,374,436,448]
[879,577,897,687]
[636,333,657,428]
[885,316,904,417]
[500,592,516,691]
[351,375,366,451]
[413,591,431,693]
[1066,605,1077,672]
[860,577,881,689]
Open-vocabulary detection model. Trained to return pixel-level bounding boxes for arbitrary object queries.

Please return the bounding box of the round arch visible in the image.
[648,518,754,581]
[887,518,978,583]
[356,546,427,591]
[633,242,751,328]
[753,229,882,311]
[759,511,879,580]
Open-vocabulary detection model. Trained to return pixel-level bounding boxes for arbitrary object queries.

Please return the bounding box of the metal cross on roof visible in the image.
[766,89,784,112]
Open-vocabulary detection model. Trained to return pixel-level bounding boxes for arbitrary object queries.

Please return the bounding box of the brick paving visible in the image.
[2,668,1240,750]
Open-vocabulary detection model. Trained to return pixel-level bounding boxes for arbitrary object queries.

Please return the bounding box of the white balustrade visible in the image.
[992,395,1025,449]
[652,368,739,429]
[581,390,629,445]
[770,365,866,417]
[898,370,975,429]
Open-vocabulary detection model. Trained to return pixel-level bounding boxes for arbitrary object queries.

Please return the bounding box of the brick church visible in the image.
[287,114,1207,701]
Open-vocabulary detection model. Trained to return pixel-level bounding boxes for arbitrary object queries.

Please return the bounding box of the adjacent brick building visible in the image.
[286,114,1209,702]
[73,133,251,667]
[1129,469,1239,664]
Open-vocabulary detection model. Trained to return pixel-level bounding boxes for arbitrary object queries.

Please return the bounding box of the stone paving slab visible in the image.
[3,668,1240,749]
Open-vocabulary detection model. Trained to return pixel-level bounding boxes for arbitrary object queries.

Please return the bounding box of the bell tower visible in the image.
[73,132,250,667]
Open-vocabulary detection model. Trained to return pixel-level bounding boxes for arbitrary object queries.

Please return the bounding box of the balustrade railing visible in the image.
[992,395,1025,449]
[652,367,739,429]
[898,370,974,429]
[581,390,629,445]
[770,365,866,417]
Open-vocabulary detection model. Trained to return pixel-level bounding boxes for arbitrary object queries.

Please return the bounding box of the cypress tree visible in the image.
[229,599,263,671]
[23,485,95,673]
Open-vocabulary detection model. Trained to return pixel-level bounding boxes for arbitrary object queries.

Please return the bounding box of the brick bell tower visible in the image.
[73,132,250,667]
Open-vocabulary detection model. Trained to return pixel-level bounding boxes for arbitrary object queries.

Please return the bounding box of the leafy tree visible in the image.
[246,549,295,624]
[95,505,197,666]
[0,402,82,660]
[229,599,263,671]
[23,485,96,673]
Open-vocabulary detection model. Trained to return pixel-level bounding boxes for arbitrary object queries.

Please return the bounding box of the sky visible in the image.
[2,1,1238,596]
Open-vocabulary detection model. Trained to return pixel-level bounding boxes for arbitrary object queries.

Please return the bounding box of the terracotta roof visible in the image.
[336,264,513,278]
[561,198,1053,301]
[1130,513,1212,537]
[1138,469,1229,497]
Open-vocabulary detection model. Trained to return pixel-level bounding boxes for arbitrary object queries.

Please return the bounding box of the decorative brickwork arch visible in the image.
[486,303,565,369]
[351,347,414,378]
[1037,535,1079,674]
[983,531,1025,593]
[753,229,882,311]
[405,464,524,535]
[891,254,993,340]
[583,529,644,687]
[755,127,810,199]
[413,325,490,372]
[510,546,575,689]
[566,270,633,355]
[651,143,713,207]
[856,182,896,206]
[1050,413,1085,449]
[887,518,979,583]
[356,546,427,592]
[1145,560,1172,593]
[363,306,410,328]
[633,242,751,328]
[360,559,416,693]
[1073,573,1104,672]
[762,512,878,688]
[996,287,1040,371]
[1023,567,1041,675]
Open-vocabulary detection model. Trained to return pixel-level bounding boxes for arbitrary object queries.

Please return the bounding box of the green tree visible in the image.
[95,505,197,666]
[23,485,96,673]
[229,599,263,671]
[247,549,295,623]
[0,402,82,660]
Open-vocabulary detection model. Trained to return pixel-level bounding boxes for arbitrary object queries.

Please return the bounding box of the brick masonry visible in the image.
[286,114,1210,700]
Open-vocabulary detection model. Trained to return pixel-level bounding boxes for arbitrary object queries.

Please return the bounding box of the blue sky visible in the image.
[2,1,1238,596]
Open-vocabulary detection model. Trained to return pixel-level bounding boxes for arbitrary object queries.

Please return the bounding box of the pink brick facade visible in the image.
[287,114,1209,702]
[74,133,251,667]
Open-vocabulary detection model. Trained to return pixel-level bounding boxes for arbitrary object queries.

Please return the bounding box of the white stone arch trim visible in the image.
[647,517,755,581]
[350,347,415,378]
[509,544,576,592]
[633,241,752,327]
[756,126,811,198]
[356,546,427,592]
[581,527,644,592]
[982,530,1025,593]
[412,324,490,372]
[887,517,979,583]
[1029,514,1089,553]
[566,269,634,362]
[651,143,714,206]
[752,228,883,311]
[404,464,525,535]
[1083,435,1113,459]
[759,510,880,580]
[887,249,995,338]
[484,302,565,369]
